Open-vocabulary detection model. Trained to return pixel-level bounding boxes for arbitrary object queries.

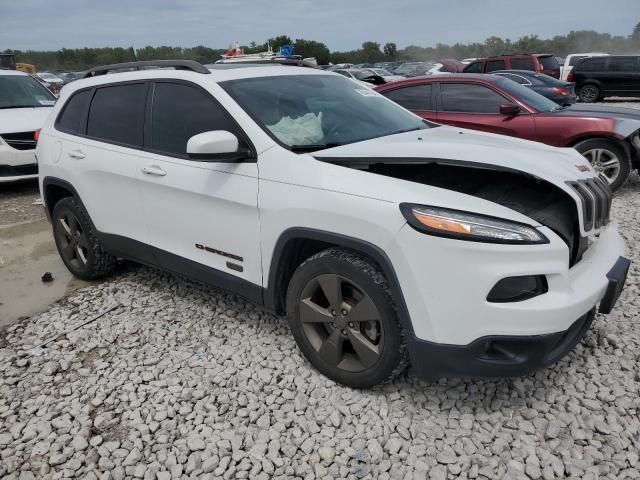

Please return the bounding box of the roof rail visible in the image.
[83,60,210,78]
[213,58,318,68]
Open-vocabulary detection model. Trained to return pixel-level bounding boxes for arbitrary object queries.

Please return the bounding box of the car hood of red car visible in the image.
[549,104,640,138]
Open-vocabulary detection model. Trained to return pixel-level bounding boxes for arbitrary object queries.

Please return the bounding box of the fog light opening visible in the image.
[487,275,548,303]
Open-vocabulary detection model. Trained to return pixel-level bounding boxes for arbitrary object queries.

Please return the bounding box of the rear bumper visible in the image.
[408,308,596,380]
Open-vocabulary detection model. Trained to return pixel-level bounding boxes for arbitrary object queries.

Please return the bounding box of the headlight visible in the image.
[400,204,548,244]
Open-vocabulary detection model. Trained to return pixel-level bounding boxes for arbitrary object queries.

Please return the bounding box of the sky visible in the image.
[2,0,639,51]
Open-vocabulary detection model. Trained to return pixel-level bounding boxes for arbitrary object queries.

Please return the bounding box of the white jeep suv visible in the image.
[37,60,629,388]
[1,70,56,182]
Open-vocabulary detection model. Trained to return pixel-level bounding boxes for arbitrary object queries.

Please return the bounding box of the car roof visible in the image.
[0,70,28,77]
[374,73,500,91]
[60,64,335,94]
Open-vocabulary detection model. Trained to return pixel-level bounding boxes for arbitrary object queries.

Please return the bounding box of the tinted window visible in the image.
[575,57,606,72]
[151,82,241,156]
[487,60,505,72]
[383,84,432,110]
[87,83,146,147]
[57,90,92,134]
[538,56,559,70]
[495,77,559,112]
[464,61,484,73]
[510,58,536,70]
[440,83,506,113]
[608,57,637,72]
[568,55,588,66]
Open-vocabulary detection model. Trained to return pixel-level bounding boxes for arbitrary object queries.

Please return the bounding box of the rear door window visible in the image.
[440,83,506,114]
[87,83,146,147]
[576,57,606,72]
[150,81,243,157]
[383,84,432,110]
[56,90,92,134]
[510,57,536,70]
[487,59,506,72]
[608,57,637,72]
[568,55,587,66]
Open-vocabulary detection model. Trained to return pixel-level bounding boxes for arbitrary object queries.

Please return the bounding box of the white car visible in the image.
[561,52,609,81]
[0,70,56,182]
[37,60,629,388]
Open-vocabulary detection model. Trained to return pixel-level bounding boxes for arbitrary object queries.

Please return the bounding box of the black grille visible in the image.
[567,176,612,231]
[1,131,36,151]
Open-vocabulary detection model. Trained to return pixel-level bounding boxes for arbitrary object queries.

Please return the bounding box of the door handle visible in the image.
[68,149,85,159]
[141,165,167,176]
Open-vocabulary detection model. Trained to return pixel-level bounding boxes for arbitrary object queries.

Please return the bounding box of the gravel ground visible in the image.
[0,104,639,480]
[0,181,43,227]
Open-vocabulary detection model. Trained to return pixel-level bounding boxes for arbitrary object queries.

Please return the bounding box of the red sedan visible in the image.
[374,74,640,191]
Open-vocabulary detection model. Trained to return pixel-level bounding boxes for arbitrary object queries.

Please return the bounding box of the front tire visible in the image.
[52,197,116,280]
[574,138,631,192]
[286,248,407,388]
[578,84,600,103]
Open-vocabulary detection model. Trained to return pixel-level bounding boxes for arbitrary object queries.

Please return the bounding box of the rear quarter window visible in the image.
[608,57,637,72]
[463,61,484,73]
[56,90,92,134]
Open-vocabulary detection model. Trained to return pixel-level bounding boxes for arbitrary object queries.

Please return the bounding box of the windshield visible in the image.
[0,75,56,109]
[371,68,392,76]
[495,76,560,112]
[222,74,427,150]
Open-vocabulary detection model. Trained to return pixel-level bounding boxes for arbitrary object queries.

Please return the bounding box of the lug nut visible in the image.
[331,322,336,327]
[348,322,354,328]
[341,309,347,316]
[331,310,337,316]
[341,329,347,335]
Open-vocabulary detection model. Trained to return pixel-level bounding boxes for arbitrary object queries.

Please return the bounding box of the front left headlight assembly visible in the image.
[400,204,548,244]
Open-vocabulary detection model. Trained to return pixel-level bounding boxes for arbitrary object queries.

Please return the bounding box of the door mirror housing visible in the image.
[499,104,521,116]
[186,130,252,162]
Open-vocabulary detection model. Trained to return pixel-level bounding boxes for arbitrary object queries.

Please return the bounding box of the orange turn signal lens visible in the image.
[413,211,471,235]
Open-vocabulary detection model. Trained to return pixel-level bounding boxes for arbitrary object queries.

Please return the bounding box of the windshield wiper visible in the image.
[0,105,40,109]
[290,143,341,152]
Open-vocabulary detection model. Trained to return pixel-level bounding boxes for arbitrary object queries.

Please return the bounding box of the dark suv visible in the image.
[569,55,640,102]
[464,54,560,79]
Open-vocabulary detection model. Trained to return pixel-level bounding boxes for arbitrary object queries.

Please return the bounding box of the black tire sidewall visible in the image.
[286,250,403,389]
[574,138,631,192]
[52,197,99,280]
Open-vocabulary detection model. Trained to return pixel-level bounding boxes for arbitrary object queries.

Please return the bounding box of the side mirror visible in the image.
[186,130,252,162]
[499,104,521,116]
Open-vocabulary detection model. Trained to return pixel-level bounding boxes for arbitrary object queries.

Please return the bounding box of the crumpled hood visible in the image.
[0,107,52,135]
[313,125,597,187]
[550,104,640,138]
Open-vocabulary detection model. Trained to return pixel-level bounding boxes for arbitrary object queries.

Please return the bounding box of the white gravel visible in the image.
[1,103,640,479]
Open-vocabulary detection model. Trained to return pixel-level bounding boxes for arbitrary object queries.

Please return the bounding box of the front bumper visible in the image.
[408,308,596,380]
[407,255,629,380]
[0,145,37,182]
[390,221,626,345]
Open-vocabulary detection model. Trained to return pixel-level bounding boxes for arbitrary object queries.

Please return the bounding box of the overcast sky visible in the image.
[3,0,639,51]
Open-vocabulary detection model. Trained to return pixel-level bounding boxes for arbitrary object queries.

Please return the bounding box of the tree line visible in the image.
[4,24,640,72]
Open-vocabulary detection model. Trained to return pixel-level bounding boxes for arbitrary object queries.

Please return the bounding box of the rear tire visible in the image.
[52,197,116,280]
[578,84,600,103]
[286,248,407,388]
[574,138,630,192]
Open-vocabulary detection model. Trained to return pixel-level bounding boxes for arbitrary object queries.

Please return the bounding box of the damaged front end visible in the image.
[318,156,612,268]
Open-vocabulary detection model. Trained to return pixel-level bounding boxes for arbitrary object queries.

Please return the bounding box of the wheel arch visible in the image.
[42,177,93,227]
[265,228,415,335]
